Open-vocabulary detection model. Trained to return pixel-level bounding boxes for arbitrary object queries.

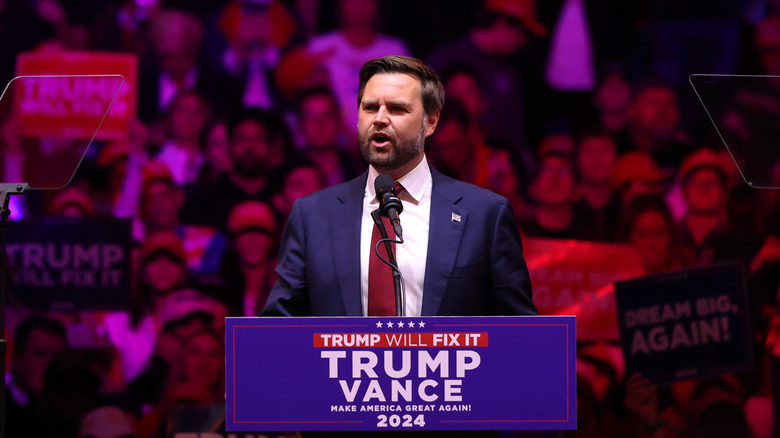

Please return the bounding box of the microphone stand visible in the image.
[370,209,406,317]
[0,182,28,438]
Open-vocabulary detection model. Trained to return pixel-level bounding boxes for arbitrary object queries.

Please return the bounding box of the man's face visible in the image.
[12,329,67,396]
[143,255,185,294]
[301,94,341,149]
[684,168,726,215]
[170,94,208,143]
[630,88,679,138]
[630,210,671,273]
[283,166,324,203]
[445,74,486,122]
[230,120,269,178]
[143,181,183,230]
[236,231,273,267]
[578,136,617,183]
[532,156,575,206]
[358,73,437,175]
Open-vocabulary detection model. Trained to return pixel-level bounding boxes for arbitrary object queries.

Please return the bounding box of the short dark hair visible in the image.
[441,64,484,92]
[295,86,340,116]
[227,107,283,143]
[14,316,67,355]
[358,55,445,116]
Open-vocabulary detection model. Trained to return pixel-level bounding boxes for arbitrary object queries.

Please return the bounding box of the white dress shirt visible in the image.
[360,156,432,317]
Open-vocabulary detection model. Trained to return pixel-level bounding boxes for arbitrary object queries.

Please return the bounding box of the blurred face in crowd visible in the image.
[594,74,631,132]
[630,210,671,273]
[169,93,208,144]
[143,254,186,294]
[284,166,325,202]
[629,87,679,140]
[480,16,527,56]
[153,12,201,80]
[445,74,487,123]
[577,135,617,183]
[430,119,473,174]
[532,155,575,206]
[340,0,378,30]
[206,121,232,173]
[181,332,223,389]
[359,73,438,176]
[684,168,726,215]
[230,120,270,178]
[12,329,67,396]
[143,181,183,230]
[236,230,274,267]
[300,93,341,149]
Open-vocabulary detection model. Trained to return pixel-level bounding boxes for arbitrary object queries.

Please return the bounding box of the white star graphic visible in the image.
[418,321,426,328]
[387,321,394,328]
[376,321,383,328]
[398,321,405,328]
[408,321,415,328]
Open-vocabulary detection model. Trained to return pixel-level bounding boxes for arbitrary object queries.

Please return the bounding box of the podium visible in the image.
[226,315,576,432]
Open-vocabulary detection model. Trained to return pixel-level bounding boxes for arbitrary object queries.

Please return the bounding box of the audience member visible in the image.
[612,151,667,206]
[138,8,239,124]
[617,194,688,275]
[270,160,327,225]
[221,200,279,316]
[140,162,227,274]
[428,0,539,155]
[573,128,620,241]
[154,90,211,187]
[520,150,584,239]
[295,86,360,186]
[615,77,693,171]
[5,316,68,437]
[308,0,410,134]
[181,108,282,229]
[678,148,759,267]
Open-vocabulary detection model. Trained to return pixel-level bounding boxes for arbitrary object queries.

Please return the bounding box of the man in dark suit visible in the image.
[262,55,536,318]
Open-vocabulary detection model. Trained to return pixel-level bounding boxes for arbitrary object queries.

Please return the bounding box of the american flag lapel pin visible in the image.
[451,212,461,223]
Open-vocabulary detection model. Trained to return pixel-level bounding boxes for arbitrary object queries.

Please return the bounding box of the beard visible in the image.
[359,121,426,172]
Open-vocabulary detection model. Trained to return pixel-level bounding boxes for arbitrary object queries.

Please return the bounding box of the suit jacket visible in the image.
[261,166,537,317]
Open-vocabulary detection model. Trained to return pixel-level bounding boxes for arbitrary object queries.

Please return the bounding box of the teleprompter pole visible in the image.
[0,182,28,438]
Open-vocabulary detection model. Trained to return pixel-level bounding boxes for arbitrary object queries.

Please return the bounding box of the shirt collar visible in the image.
[366,155,431,205]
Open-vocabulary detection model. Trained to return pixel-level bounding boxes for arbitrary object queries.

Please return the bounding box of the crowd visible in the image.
[1,0,780,437]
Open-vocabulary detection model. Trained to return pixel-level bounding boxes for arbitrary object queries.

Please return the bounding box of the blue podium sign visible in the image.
[226,316,576,432]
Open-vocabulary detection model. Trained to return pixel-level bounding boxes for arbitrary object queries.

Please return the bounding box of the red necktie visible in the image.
[368,183,404,316]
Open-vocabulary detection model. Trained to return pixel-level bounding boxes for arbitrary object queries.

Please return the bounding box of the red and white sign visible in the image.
[13,51,137,140]
[524,238,643,341]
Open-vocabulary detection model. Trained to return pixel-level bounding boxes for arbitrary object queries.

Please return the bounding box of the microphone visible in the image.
[374,173,403,239]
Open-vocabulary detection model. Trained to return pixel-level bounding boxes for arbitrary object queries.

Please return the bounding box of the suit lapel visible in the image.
[330,172,367,315]
[422,169,466,315]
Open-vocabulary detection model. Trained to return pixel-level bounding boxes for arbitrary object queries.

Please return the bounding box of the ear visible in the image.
[424,110,440,138]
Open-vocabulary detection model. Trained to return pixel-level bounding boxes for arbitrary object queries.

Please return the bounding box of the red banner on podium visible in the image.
[524,238,643,341]
[14,51,137,140]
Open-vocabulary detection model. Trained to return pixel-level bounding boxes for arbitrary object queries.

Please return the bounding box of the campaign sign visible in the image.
[227,316,576,432]
[615,262,753,384]
[5,217,131,310]
[14,51,137,140]
[524,238,643,341]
